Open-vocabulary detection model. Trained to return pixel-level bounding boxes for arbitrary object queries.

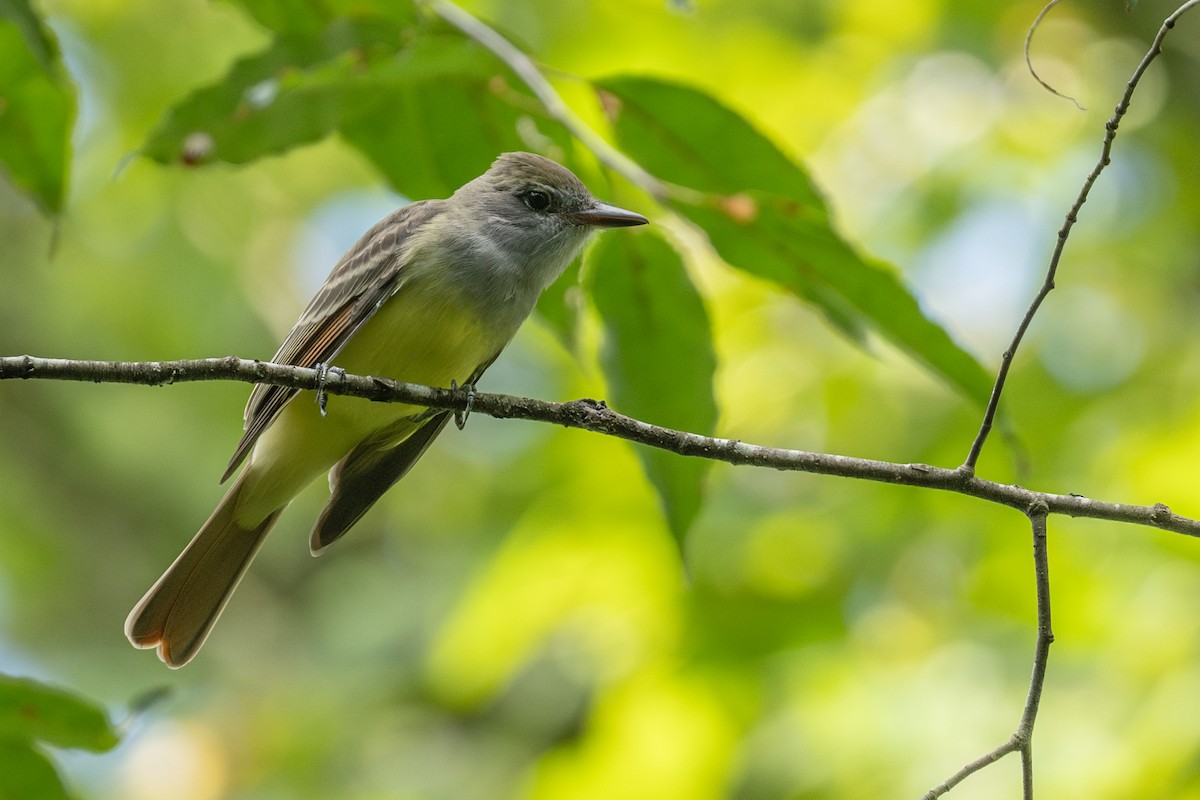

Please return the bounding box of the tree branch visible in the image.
[1019,510,1055,798]
[922,509,1053,799]
[963,0,1200,471]
[3,354,1198,539]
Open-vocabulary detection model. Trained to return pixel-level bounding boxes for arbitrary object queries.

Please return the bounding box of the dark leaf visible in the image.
[338,43,575,199]
[597,75,824,203]
[141,17,428,166]
[339,72,530,199]
[220,0,419,38]
[142,20,566,202]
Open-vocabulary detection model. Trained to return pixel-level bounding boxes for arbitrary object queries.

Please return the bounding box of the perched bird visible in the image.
[126,152,648,667]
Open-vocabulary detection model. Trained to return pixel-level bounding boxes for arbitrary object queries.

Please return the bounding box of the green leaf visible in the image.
[0,0,76,214]
[0,742,71,800]
[588,230,717,542]
[535,256,585,352]
[219,0,336,37]
[221,0,418,38]
[682,193,993,402]
[339,71,534,199]
[597,75,824,204]
[142,17,562,200]
[336,39,575,199]
[141,16,422,165]
[0,675,118,753]
[599,76,992,404]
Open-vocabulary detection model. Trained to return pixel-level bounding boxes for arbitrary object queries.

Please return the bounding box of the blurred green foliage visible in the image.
[0,674,117,799]
[0,0,75,214]
[1,0,1200,799]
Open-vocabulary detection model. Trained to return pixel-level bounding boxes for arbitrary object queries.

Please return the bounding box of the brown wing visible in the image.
[220,199,446,482]
[308,411,453,554]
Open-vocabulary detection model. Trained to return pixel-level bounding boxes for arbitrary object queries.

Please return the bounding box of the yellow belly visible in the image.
[236,283,503,520]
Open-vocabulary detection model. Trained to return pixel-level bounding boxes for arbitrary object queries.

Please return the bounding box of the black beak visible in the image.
[568,201,649,228]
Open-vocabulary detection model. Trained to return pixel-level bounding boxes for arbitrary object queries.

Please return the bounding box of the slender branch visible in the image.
[963,0,1200,470]
[3,354,1198,538]
[922,509,1053,800]
[1025,0,1086,110]
[425,0,668,200]
[1018,510,1055,799]
[921,740,1019,799]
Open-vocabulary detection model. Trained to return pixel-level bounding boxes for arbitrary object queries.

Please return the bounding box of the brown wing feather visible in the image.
[220,200,445,482]
[309,411,453,554]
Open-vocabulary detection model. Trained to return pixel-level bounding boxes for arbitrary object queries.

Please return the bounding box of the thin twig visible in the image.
[425,0,668,200]
[922,509,1053,799]
[1019,511,1055,799]
[1025,0,1086,110]
[963,0,1200,471]
[2,354,1198,538]
[921,739,1020,799]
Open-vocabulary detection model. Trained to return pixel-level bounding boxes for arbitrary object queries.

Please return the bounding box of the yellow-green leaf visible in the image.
[599,76,992,404]
[0,674,118,753]
[0,0,76,214]
[588,230,717,541]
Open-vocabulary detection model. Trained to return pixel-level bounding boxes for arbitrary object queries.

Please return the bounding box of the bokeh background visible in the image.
[3,0,1200,798]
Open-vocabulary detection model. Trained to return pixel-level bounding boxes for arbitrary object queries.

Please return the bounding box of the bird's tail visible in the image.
[125,474,282,668]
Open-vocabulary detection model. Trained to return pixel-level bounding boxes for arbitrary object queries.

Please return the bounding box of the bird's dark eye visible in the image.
[521,190,551,212]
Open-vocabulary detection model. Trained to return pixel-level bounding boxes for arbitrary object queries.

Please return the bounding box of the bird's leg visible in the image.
[314,363,346,417]
[450,379,475,430]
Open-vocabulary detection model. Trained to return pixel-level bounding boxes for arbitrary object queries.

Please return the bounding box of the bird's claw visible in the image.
[314,363,346,417]
[450,379,475,430]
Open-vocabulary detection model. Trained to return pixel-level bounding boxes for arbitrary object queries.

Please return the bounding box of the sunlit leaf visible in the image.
[0,0,76,214]
[588,230,717,541]
[0,674,118,753]
[0,742,71,800]
[600,76,992,403]
[682,193,994,402]
[535,256,585,352]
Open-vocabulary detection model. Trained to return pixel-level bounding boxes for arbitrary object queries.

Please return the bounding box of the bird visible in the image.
[125,152,648,667]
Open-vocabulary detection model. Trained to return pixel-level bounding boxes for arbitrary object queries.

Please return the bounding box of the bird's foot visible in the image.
[314,363,346,417]
[450,379,475,430]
